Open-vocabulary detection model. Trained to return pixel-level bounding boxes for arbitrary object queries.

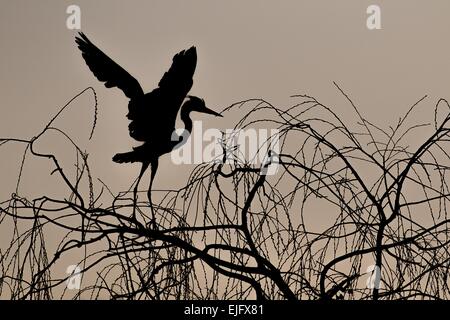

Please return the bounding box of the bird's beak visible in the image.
[201,106,223,117]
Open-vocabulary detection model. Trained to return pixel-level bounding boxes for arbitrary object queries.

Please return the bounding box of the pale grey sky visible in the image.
[1,0,450,197]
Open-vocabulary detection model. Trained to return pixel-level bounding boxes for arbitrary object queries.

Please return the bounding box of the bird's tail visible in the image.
[113,151,139,163]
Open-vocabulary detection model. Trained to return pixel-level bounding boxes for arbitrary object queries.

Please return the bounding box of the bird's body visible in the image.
[75,32,221,224]
[114,91,186,164]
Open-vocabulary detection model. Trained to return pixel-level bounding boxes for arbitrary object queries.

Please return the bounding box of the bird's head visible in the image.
[184,95,222,117]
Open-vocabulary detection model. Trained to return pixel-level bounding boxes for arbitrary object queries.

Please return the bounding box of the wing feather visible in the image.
[75,32,143,99]
[158,46,197,97]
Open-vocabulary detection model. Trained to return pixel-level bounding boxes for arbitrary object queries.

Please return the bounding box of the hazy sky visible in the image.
[2,0,450,197]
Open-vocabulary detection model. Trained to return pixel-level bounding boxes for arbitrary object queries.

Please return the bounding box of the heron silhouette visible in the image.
[75,32,222,224]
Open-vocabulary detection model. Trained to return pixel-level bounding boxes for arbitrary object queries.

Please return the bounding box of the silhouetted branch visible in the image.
[2,86,450,300]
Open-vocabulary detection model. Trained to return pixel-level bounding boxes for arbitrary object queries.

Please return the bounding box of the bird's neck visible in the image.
[180,103,193,133]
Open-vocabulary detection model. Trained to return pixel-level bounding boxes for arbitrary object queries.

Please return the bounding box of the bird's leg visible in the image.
[148,158,159,229]
[133,162,149,220]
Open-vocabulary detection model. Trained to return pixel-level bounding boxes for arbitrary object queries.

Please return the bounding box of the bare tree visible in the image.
[1,84,450,300]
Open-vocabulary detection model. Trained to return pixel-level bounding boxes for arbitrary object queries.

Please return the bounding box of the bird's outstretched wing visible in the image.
[75,32,144,99]
[126,47,197,142]
[158,46,197,97]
